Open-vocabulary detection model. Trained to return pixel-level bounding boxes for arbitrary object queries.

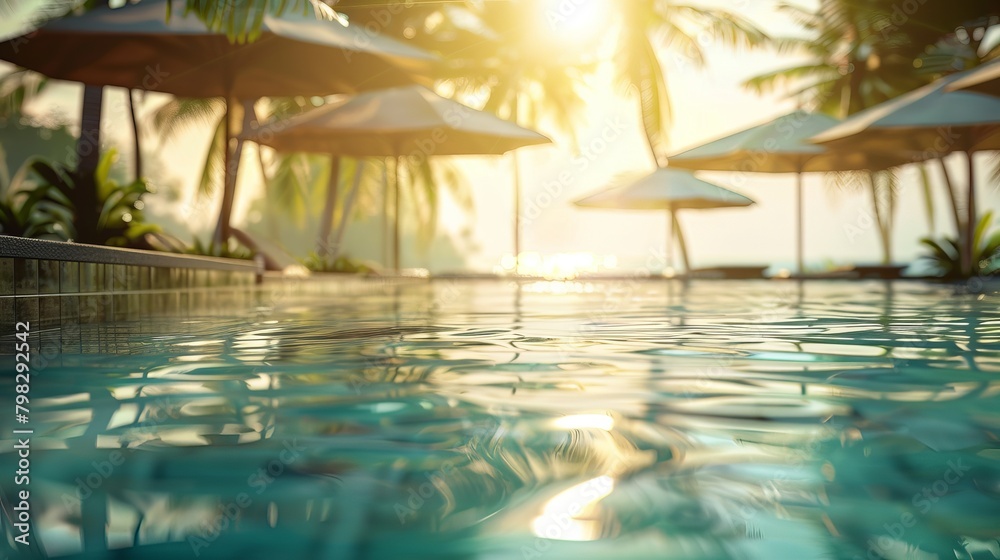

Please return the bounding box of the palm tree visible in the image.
[416,1,596,265]
[0,68,49,119]
[3,0,155,245]
[151,92,470,263]
[744,0,1000,264]
[614,1,767,164]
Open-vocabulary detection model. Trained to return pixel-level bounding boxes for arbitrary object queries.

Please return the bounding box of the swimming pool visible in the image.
[4,278,999,559]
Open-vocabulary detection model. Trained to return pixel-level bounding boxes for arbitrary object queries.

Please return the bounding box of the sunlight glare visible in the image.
[535,0,609,47]
[553,413,615,431]
[531,475,615,541]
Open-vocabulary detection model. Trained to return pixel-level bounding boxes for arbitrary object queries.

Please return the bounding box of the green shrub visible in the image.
[920,212,1000,278]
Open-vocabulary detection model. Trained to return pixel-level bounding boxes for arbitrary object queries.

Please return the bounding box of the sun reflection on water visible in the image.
[531,475,616,541]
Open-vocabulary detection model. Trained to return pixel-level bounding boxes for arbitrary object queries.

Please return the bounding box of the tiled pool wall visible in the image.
[0,237,430,358]
[1,237,261,356]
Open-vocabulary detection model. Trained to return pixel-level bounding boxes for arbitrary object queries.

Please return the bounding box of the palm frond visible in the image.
[196,116,227,198]
[148,97,226,139]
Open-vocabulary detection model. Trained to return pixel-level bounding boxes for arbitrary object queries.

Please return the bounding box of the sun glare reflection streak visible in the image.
[531,475,616,541]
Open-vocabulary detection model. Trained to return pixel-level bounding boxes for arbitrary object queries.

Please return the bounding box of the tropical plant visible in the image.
[745,1,1000,116]
[0,150,73,239]
[301,252,377,274]
[405,1,597,260]
[745,0,1000,261]
[920,212,1000,278]
[184,235,254,260]
[28,149,161,246]
[0,68,49,119]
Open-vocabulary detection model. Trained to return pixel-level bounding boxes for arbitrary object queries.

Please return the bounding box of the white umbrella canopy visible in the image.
[574,168,755,272]
[0,0,436,244]
[574,168,754,210]
[0,0,435,98]
[811,70,1000,274]
[947,59,1000,97]
[246,85,550,156]
[667,110,916,275]
[810,72,1000,153]
[948,59,1000,96]
[245,85,551,270]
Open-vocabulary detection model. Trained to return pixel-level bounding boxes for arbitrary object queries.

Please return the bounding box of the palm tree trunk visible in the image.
[795,170,804,275]
[213,99,253,244]
[128,89,142,180]
[964,150,977,276]
[316,156,340,256]
[383,157,392,267]
[671,210,691,272]
[936,157,963,238]
[330,160,366,260]
[74,84,104,244]
[665,209,673,271]
[511,92,522,270]
[394,156,402,271]
[867,171,891,264]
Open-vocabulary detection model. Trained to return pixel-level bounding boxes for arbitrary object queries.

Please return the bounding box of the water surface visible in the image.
[3,279,1000,559]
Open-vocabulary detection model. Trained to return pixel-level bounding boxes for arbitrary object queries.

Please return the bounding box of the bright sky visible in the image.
[5,0,999,274]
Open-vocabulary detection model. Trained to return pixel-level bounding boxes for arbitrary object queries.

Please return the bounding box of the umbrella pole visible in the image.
[673,211,692,273]
[213,99,233,245]
[935,158,963,239]
[964,150,977,276]
[330,160,366,261]
[395,156,402,271]
[795,170,804,276]
[665,209,673,273]
[513,150,521,273]
[214,98,251,246]
[316,155,340,257]
[382,157,391,267]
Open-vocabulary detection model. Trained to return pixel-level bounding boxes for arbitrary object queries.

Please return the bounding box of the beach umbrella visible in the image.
[947,59,1000,97]
[811,71,1000,274]
[245,85,551,270]
[574,168,755,273]
[0,0,435,242]
[667,110,913,275]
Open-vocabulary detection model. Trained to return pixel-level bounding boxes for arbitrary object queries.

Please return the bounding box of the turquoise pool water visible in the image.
[3,279,1000,559]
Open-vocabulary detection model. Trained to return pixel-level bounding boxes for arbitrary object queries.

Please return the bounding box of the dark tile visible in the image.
[126,266,140,292]
[61,295,80,325]
[0,258,13,295]
[101,263,112,292]
[80,323,101,354]
[14,297,39,329]
[14,259,38,295]
[38,327,61,365]
[111,265,127,292]
[151,267,167,290]
[80,262,99,293]
[155,268,178,290]
[38,260,59,294]
[172,268,187,289]
[39,296,61,329]
[113,294,129,322]
[79,295,103,324]
[60,261,80,293]
[0,298,13,332]
[59,318,82,355]
[127,294,141,321]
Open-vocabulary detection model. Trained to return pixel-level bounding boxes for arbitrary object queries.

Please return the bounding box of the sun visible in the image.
[535,0,610,47]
